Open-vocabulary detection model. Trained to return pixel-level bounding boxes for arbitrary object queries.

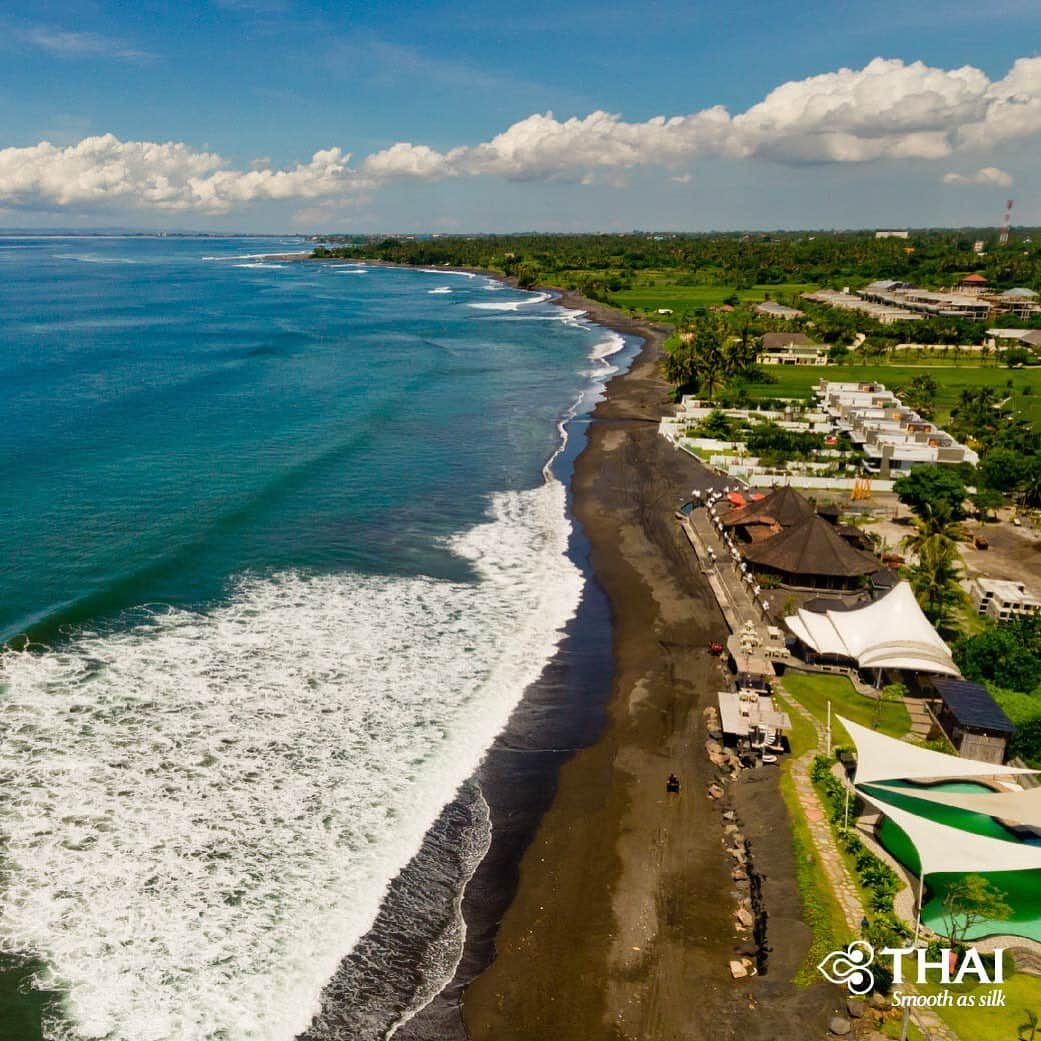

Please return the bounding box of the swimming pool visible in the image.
[865,780,1041,943]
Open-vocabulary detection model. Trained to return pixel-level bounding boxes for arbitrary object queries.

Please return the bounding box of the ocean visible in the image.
[0,237,635,1041]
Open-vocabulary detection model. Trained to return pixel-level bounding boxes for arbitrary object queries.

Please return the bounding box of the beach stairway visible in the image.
[903,695,934,740]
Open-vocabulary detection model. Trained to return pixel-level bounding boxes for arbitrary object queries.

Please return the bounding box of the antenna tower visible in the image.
[999,198,1014,246]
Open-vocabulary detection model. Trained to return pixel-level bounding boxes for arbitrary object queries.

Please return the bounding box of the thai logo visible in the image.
[817,940,876,994]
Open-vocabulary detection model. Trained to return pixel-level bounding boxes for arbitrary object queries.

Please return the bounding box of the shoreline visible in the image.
[385,282,658,1039]
[273,255,838,1036]
[456,288,838,1038]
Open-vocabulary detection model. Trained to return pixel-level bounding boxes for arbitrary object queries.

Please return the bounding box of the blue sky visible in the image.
[2,0,1040,231]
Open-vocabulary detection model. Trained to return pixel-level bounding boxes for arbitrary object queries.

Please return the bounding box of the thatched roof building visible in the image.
[741,513,881,589]
[721,485,815,542]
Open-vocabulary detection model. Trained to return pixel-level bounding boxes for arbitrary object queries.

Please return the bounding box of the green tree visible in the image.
[907,538,964,630]
[902,374,939,419]
[939,875,1011,950]
[1025,459,1041,508]
[893,466,968,522]
[901,500,966,558]
[697,409,736,439]
[1019,1009,1039,1041]
[979,448,1031,493]
[874,682,907,729]
[661,322,742,400]
[971,487,1005,521]
[955,616,1041,692]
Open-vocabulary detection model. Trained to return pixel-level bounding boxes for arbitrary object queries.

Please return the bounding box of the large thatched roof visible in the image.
[721,485,815,530]
[741,513,881,578]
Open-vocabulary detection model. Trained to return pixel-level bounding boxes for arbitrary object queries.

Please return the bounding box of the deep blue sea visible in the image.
[0,237,633,1041]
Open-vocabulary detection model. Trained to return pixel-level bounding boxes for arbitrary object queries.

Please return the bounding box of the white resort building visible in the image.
[968,578,1041,623]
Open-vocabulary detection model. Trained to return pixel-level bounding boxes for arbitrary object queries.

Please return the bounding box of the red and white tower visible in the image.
[999,198,1014,246]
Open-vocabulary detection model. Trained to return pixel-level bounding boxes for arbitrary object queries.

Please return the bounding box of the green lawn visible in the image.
[741,363,1041,428]
[781,672,911,745]
[611,282,816,320]
[914,967,1041,1041]
[775,692,818,758]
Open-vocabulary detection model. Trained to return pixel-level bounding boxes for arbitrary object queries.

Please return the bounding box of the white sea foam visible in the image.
[234,262,285,269]
[589,331,626,361]
[203,252,312,262]
[51,253,138,265]
[417,268,476,278]
[468,292,552,312]
[0,481,583,1041]
[427,287,452,294]
[334,267,367,275]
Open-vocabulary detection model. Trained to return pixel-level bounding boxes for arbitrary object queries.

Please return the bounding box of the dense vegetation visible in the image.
[314,229,1041,302]
[321,231,1041,759]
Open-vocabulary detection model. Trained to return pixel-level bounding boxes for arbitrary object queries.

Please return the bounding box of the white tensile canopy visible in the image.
[870,782,1041,831]
[785,582,959,676]
[857,788,1041,876]
[839,716,1038,786]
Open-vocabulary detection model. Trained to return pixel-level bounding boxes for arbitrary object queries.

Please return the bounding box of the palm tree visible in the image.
[908,538,965,632]
[900,501,965,559]
[1024,466,1041,510]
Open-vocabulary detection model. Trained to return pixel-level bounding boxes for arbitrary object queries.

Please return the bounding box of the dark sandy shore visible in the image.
[274,255,840,1037]
[460,295,838,1041]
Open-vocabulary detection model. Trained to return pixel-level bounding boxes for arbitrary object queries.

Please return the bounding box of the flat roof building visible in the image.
[717,689,792,750]
[816,380,978,474]
[968,578,1041,622]
[755,300,805,319]
[759,332,828,366]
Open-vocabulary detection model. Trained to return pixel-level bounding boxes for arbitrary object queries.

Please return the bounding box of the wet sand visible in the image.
[276,254,839,1036]
[462,300,837,1040]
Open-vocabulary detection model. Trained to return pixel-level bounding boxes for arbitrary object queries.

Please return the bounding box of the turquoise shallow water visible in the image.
[0,237,629,1041]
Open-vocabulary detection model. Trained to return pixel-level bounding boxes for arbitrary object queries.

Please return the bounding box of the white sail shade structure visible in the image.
[869,782,1041,831]
[857,788,1041,876]
[785,582,959,676]
[839,716,1038,786]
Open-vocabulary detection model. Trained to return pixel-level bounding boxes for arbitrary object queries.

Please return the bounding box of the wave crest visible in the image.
[0,481,582,1041]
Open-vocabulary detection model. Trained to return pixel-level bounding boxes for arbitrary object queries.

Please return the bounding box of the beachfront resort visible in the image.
[676,467,1041,1037]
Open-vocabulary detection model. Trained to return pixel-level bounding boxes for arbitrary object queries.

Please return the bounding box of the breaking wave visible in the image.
[468,292,552,312]
[0,480,583,1041]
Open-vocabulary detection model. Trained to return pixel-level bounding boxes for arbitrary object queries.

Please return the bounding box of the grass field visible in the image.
[611,282,816,319]
[914,968,1041,1041]
[741,363,1041,428]
[780,672,911,744]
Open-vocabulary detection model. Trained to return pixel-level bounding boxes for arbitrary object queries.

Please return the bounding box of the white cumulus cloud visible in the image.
[0,135,365,214]
[2,55,1040,214]
[942,166,1014,187]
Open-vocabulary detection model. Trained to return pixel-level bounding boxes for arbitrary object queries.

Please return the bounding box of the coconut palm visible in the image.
[907,537,965,631]
[900,501,965,560]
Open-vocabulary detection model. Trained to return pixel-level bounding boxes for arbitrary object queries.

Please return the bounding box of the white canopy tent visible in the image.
[857,788,1041,876]
[785,582,958,676]
[839,716,1037,786]
[870,782,1041,831]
